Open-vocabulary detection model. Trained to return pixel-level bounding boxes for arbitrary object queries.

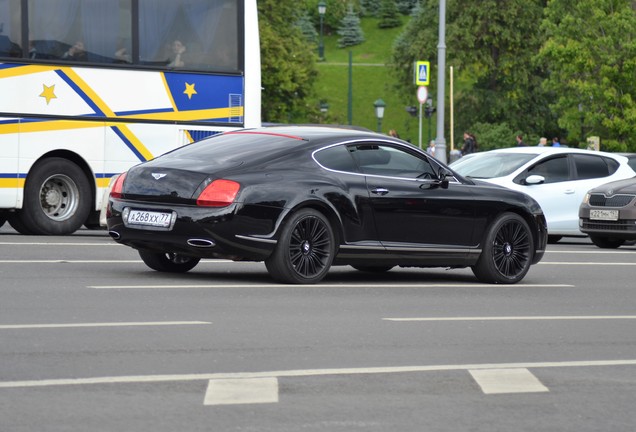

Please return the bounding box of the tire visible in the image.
[589,235,625,249]
[265,208,336,284]
[10,158,91,235]
[138,250,200,273]
[351,265,394,273]
[472,212,534,284]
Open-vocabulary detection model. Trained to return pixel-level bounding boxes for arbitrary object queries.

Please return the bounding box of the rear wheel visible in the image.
[265,208,335,284]
[589,235,625,249]
[472,212,534,284]
[138,250,200,273]
[9,158,91,235]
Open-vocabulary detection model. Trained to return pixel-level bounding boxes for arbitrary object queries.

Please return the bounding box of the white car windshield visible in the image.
[450,152,537,178]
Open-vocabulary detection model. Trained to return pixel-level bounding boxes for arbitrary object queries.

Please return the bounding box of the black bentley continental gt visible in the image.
[107,126,547,284]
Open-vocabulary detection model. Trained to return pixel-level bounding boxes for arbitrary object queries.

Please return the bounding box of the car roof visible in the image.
[481,146,628,160]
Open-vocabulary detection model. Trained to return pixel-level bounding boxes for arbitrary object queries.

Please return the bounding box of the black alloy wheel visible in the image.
[265,208,335,284]
[472,212,534,284]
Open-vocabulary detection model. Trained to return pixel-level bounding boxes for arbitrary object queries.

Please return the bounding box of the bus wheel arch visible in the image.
[10,154,95,235]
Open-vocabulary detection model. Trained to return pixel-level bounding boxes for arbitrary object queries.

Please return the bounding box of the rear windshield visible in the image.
[161,132,304,163]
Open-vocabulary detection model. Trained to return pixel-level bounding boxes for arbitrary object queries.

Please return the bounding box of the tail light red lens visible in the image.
[197,179,240,207]
[109,172,127,199]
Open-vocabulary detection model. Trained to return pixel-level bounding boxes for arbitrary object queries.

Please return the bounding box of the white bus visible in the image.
[0,0,261,234]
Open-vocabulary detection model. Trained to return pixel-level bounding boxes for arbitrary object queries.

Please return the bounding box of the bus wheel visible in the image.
[11,158,91,235]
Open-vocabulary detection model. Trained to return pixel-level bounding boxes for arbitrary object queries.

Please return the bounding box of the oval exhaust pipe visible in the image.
[109,231,121,240]
[187,238,216,248]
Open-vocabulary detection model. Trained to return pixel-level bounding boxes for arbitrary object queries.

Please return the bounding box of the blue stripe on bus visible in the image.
[55,70,106,116]
[111,126,147,162]
[0,63,21,70]
[0,173,26,178]
[163,73,243,112]
[114,107,175,116]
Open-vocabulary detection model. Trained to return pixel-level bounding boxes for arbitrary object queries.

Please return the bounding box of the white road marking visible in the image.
[0,321,211,330]
[0,260,235,264]
[204,377,279,405]
[1,359,635,389]
[469,368,549,394]
[383,315,636,322]
[87,283,573,289]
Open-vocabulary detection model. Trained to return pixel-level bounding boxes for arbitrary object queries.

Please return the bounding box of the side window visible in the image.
[572,154,613,179]
[527,156,569,184]
[139,0,238,71]
[28,0,131,64]
[349,144,436,179]
[314,145,357,173]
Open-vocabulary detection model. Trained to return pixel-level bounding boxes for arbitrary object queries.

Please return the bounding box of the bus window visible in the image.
[139,0,239,71]
[28,0,132,64]
[0,0,22,57]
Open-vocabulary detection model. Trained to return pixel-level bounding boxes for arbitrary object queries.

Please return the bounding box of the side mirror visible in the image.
[525,174,545,185]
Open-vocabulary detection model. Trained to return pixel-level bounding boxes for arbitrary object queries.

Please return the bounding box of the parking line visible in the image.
[469,368,549,394]
[0,321,211,330]
[1,359,635,389]
[539,262,636,266]
[383,315,636,322]
[204,377,279,405]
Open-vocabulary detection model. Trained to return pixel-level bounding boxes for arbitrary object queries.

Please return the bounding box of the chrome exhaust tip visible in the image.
[187,238,216,248]
[109,231,121,240]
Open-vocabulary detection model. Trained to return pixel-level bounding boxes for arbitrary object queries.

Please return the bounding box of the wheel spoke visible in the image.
[493,220,531,278]
[287,215,332,278]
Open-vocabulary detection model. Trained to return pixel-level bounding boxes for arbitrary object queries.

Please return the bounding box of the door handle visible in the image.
[371,188,389,196]
[564,189,575,194]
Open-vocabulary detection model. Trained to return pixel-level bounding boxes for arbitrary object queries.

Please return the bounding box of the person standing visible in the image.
[537,137,547,146]
[552,137,561,147]
[426,140,436,157]
[516,134,527,146]
[461,132,477,156]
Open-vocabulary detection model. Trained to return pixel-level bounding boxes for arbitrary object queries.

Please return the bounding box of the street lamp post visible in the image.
[318,1,326,61]
[424,97,435,144]
[374,98,386,133]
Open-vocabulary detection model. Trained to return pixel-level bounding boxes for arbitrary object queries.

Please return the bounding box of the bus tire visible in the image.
[11,158,92,235]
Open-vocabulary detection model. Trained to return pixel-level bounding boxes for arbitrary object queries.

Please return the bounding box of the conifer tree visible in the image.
[378,0,402,28]
[337,5,366,47]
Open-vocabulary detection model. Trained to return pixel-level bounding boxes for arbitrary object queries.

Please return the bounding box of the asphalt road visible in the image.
[1,223,635,432]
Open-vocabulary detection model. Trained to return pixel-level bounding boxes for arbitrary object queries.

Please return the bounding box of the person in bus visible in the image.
[62,41,87,61]
[168,39,187,67]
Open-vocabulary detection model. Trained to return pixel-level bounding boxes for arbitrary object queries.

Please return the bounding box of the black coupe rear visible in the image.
[107,126,547,284]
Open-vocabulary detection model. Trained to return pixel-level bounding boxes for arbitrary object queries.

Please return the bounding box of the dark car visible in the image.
[107,126,547,284]
[579,176,636,248]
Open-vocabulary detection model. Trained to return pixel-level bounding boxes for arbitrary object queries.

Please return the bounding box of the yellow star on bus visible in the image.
[40,84,57,105]
[183,82,197,100]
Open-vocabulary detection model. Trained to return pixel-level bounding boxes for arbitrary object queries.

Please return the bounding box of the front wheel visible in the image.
[589,235,625,249]
[265,208,336,284]
[472,213,534,284]
[138,250,200,273]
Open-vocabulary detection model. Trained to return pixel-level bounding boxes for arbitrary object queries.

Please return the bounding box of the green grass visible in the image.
[313,16,433,146]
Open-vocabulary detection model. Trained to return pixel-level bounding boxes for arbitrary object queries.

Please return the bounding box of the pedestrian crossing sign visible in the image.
[414,61,430,86]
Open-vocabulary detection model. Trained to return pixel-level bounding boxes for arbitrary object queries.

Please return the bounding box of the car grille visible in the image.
[588,194,636,207]
[581,219,636,231]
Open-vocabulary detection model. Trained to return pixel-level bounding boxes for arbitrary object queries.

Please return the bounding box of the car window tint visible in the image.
[527,156,569,183]
[572,154,611,179]
[349,144,435,179]
[314,145,357,172]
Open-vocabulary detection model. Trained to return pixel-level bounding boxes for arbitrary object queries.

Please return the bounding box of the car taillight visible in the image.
[196,179,240,207]
[109,172,127,199]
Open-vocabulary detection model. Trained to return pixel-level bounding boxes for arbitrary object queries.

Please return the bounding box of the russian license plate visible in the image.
[590,209,619,221]
[126,209,174,228]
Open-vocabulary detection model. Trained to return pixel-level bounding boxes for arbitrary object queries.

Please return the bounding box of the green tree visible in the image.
[337,5,366,47]
[539,0,636,150]
[378,0,402,28]
[390,0,559,144]
[259,0,319,123]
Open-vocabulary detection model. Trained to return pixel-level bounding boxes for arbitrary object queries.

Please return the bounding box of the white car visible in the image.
[450,147,636,242]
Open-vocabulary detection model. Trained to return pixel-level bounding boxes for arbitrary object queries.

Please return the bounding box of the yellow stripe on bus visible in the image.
[0,178,25,188]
